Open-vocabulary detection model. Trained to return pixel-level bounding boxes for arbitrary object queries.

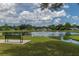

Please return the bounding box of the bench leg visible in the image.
[5,36,7,43]
[5,39,6,43]
[20,36,23,43]
[5,39,8,43]
[20,39,23,43]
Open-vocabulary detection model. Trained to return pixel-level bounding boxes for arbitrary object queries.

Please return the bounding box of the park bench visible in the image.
[3,32,23,43]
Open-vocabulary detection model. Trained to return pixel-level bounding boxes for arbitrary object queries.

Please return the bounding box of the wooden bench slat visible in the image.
[3,32,23,43]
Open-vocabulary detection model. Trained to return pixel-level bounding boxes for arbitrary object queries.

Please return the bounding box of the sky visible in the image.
[0,3,79,26]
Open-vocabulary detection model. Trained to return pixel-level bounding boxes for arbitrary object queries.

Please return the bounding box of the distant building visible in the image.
[70,28,79,30]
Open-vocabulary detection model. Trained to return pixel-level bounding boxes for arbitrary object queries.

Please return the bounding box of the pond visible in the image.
[31,32,65,37]
[62,39,79,44]
[31,31,79,45]
[31,32,79,36]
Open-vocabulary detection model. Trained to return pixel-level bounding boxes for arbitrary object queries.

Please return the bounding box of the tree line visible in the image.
[0,23,78,31]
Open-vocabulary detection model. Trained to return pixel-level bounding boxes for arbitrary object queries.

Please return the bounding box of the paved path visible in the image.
[0,39,31,44]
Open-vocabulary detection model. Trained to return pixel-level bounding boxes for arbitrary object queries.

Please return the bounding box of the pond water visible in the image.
[31,32,65,37]
[61,36,79,44]
[31,31,79,45]
[62,39,79,44]
[31,32,79,36]
[60,32,79,45]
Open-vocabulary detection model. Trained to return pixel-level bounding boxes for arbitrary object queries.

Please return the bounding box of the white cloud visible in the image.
[0,3,20,25]
[66,15,71,19]
[42,16,51,20]
[18,7,66,26]
[53,18,61,25]
[0,3,16,11]
[0,3,17,19]
[19,8,52,20]
[19,8,66,21]
[32,3,41,8]
[72,16,79,20]
[0,3,67,26]
[53,10,66,17]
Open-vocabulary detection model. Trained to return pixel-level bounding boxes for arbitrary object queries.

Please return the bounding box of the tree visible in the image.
[56,24,63,30]
[19,24,26,30]
[40,3,79,11]
[49,25,56,30]
[72,24,77,28]
[1,24,12,30]
[64,23,71,30]
[25,24,33,30]
[40,3,63,11]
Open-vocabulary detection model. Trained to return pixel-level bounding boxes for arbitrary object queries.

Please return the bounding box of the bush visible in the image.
[63,32,71,40]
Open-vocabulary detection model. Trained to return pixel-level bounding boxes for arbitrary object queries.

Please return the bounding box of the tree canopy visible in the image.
[40,3,64,11]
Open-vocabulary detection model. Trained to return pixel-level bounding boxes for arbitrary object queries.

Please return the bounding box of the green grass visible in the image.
[0,29,79,32]
[64,35,79,41]
[0,38,79,56]
[23,36,52,43]
[61,30,79,33]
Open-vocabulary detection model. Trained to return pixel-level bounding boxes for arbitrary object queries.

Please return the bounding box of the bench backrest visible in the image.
[3,32,22,39]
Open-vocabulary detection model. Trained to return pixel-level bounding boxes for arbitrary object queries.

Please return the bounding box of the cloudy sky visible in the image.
[0,3,79,26]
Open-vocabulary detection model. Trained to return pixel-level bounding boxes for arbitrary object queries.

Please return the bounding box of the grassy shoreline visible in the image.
[64,35,79,41]
[0,30,79,32]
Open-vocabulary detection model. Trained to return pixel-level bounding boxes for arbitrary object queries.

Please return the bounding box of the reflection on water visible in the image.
[31,32,79,37]
[31,32,65,37]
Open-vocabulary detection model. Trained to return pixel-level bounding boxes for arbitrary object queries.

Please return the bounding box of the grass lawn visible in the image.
[0,30,79,32]
[23,36,52,43]
[64,35,79,41]
[61,30,79,33]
